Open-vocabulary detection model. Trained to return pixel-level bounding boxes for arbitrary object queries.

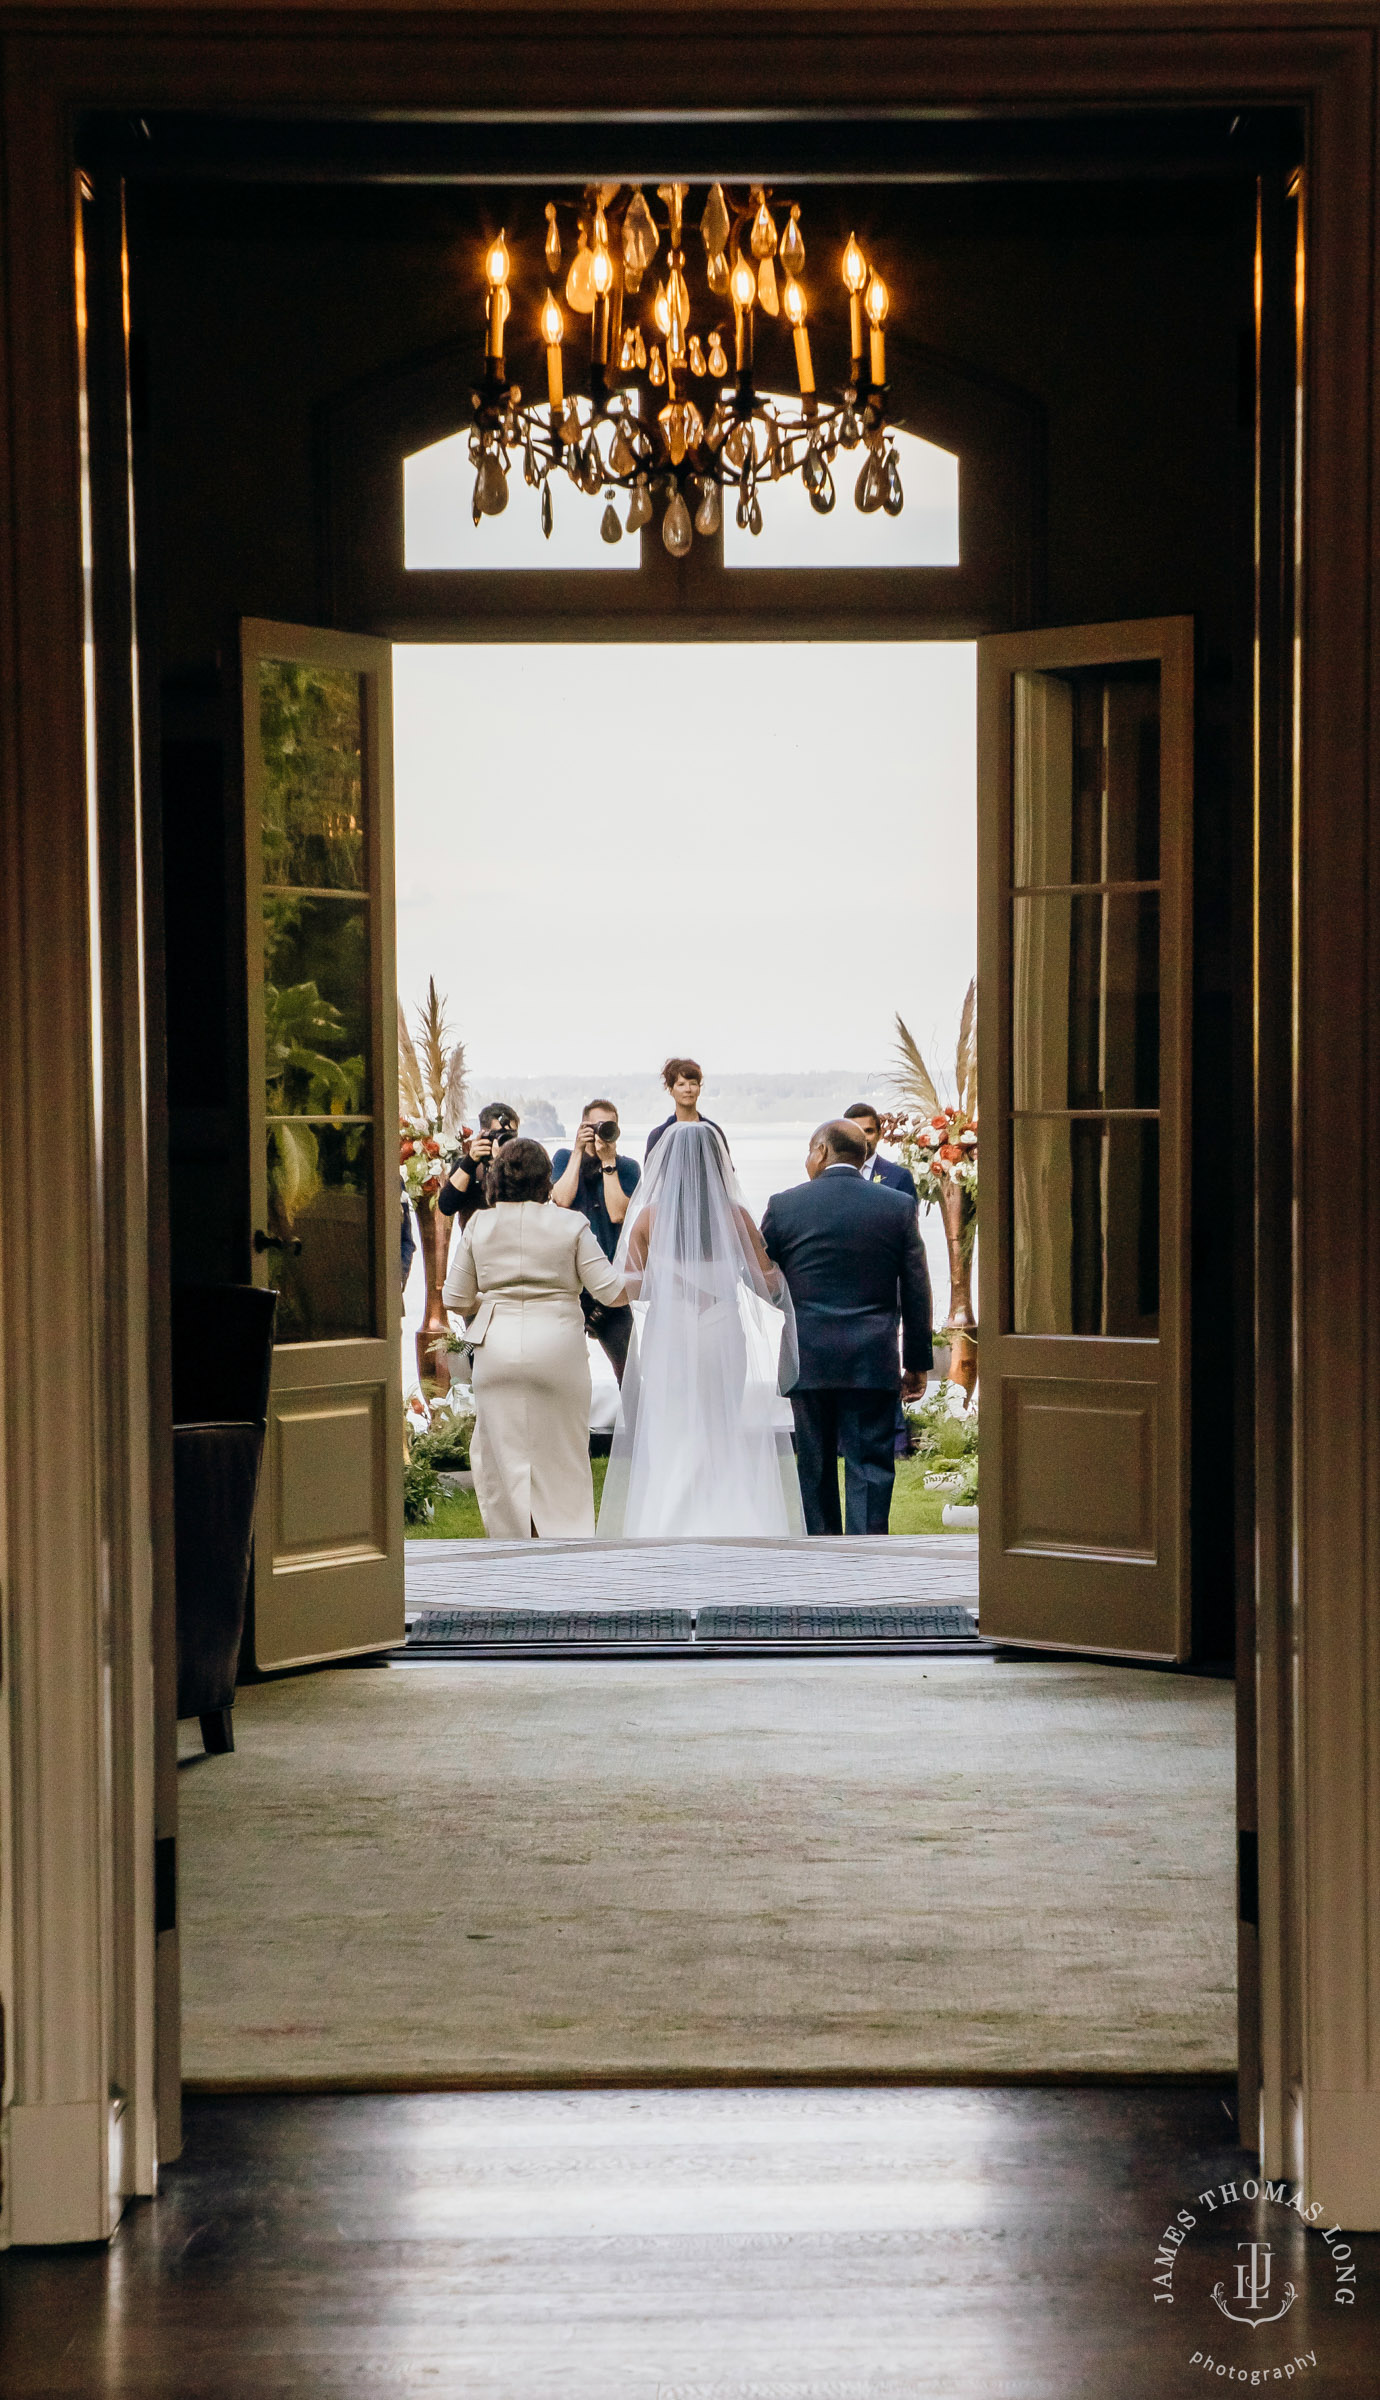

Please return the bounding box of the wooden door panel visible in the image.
[242,619,404,1670]
[1003,1375,1157,1557]
[272,1383,389,1564]
[978,617,1192,1660]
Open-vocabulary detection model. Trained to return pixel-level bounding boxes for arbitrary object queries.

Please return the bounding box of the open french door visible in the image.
[976,619,1192,1660]
[242,619,404,1668]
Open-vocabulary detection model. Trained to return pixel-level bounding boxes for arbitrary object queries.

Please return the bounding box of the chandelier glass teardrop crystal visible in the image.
[468,184,905,557]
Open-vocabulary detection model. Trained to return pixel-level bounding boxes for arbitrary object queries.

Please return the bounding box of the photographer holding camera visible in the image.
[438,1099,521,1233]
[551,1099,640,1383]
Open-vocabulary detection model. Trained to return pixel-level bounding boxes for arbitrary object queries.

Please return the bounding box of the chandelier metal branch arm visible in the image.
[468,182,904,556]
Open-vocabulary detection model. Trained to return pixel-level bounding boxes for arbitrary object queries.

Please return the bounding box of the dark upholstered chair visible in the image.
[172,1285,277,1755]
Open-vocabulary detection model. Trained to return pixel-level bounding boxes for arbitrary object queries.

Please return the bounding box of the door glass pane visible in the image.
[1012,1116,1159,1337]
[1011,891,1160,1110]
[263,895,371,1115]
[266,1123,375,1342]
[1013,662,1160,887]
[259,661,366,890]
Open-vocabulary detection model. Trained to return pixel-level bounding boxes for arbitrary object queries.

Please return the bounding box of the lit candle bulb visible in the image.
[485,229,510,362]
[730,254,757,371]
[782,277,814,397]
[865,272,889,384]
[540,288,564,410]
[842,231,867,367]
[591,240,613,365]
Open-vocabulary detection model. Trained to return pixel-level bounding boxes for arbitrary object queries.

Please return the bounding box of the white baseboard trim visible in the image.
[1307,2090,1380,2230]
[5,2100,113,2245]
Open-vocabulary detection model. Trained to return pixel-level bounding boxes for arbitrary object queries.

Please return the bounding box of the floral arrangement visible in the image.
[400,1121,468,1204]
[876,976,979,1223]
[875,1102,978,1205]
[398,978,469,1205]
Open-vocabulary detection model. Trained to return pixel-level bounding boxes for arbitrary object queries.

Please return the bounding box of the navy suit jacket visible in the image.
[866,1152,919,1201]
[760,1167,934,1391]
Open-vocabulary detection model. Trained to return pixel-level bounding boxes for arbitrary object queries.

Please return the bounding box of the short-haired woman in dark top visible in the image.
[644,1056,729,1161]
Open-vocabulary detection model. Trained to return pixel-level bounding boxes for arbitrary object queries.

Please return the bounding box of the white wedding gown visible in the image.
[597,1122,804,1539]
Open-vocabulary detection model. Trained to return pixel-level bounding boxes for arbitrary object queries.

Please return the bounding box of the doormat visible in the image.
[698,1603,978,1641]
[405,1602,980,1649]
[408,1607,695,1645]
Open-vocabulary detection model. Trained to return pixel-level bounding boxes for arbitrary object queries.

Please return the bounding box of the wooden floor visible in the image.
[5,2087,1378,2395]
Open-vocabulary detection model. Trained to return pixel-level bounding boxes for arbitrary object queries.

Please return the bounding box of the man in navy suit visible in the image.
[761,1120,933,1536]
[844,1102,920,1457]
[843,1101,919,1201]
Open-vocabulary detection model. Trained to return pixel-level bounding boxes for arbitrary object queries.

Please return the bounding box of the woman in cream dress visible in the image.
[442,1138,627,1538]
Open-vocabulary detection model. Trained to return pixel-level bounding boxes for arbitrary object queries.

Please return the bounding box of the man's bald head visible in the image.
[809,1118,868,1172]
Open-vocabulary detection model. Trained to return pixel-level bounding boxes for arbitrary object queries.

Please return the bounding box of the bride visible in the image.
[597,1120,805,1538]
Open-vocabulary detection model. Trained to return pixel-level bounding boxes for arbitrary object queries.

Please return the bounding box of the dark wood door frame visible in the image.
[2,9,1375,2233]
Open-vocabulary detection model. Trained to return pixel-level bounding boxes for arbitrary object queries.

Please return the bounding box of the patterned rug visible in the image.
[180,1652,1235,2086]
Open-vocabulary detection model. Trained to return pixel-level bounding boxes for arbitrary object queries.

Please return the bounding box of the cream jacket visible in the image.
[443,1200,625,1329]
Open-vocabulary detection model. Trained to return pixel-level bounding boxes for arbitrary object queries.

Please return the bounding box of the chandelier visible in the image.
[468,183,904,557]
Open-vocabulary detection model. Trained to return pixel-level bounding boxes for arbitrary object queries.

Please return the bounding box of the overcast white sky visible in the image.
[392,641,976,1087]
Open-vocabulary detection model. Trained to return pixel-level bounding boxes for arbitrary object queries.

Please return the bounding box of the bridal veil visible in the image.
[597,1122,804,1539]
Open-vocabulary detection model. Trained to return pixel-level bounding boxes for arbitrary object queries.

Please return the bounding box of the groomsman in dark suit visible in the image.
[761,1120,934,1536]
[843,1101,919,1201]
[844,1102,920,1456]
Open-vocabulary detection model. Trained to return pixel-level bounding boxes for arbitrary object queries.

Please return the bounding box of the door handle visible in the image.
[253,1229,303,1256]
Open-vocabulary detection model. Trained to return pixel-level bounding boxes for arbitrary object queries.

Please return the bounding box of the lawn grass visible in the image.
[407,1451,959,1538]
[885,1455,958,1536]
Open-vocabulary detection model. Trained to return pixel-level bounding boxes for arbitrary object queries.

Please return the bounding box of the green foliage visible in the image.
[266,1121,322,1225]
[262,930,367,1231]
[403,1453,441,1525]
[906,1381,979,1460]
[411,1412,475,1472]
[950,1453,979,1505]
[905,1383,979,1507]
[264,977,365,1119]
[259,661,365,891]
[407,1455,611,1540]
[406,1454,965,1541]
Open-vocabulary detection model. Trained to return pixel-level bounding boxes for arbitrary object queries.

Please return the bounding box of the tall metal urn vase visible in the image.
[413,1191,453,1395]
[937,1175,978,1403]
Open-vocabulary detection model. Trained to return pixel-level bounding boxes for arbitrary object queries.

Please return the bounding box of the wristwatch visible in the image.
[601,1160,619,1172]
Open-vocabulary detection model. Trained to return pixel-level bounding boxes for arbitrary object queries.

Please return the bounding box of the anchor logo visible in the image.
[1212,2241,1298,2329]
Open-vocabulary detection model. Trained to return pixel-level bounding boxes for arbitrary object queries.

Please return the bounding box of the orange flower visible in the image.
[400,1140,415,1161]
[939,1142,963,1163]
